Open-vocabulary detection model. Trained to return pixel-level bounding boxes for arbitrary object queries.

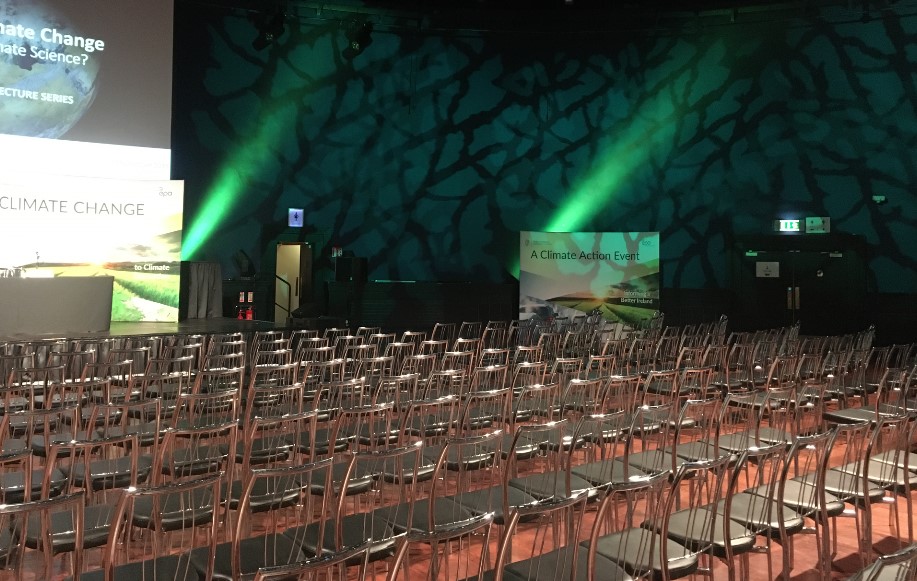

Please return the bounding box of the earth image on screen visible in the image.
[0,0,100,138]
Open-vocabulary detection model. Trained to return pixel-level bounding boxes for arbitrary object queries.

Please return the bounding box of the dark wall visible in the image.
[172,4,917,320]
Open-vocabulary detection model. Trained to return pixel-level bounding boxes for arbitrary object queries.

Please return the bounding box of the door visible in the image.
[729,235,867,335]
[275,243,313,323]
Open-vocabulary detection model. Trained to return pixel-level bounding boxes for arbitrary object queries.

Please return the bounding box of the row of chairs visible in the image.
[0,354,908,580]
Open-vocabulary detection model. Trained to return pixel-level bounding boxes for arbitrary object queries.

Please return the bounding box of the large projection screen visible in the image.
[0,0,173,179]
[1,0,178,324]
[0,174,183,322]
[519,231,660,326]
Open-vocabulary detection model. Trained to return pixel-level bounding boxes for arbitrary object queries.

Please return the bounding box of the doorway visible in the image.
[729,234,868,335]
[274,243,313,324]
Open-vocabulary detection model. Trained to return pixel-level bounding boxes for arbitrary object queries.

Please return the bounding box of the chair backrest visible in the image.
[234,454,336,579]
[332,443,427,549]
[0,490,85,579]
[563,377,609,419]
[192,365,245,394]
[845,542,917,581]
[388,512,495,581]
[587,469,671,580]
[249,361,300,391]
[253,540,372,581]
[776,428,838,579]
[102,472,222,580]
[492,490,590,581]
[154,421,238,485]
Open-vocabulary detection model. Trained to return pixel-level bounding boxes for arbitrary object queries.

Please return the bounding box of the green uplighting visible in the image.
[545,97,673,233]
[182,105,291,260]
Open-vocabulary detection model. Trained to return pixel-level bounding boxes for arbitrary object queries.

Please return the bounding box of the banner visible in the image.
[0,174,183,322]
[519,231,660,326]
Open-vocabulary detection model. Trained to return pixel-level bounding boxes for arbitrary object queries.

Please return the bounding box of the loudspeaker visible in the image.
[335,257,368,283]
[351,257,367,284]
[334,257,352,282]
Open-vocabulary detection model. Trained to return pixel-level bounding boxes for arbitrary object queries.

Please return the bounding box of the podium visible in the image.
[0,277,113,336]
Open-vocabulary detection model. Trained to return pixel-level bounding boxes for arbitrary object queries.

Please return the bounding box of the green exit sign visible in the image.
[777,219,801,232]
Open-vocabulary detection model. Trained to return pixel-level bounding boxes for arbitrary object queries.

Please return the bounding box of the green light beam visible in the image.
[182,106,291,260]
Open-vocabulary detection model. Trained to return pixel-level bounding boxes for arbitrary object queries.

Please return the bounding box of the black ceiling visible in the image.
[184,0,888,33]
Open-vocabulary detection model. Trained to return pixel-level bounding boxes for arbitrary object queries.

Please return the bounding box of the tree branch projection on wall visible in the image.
[173,2,917,292]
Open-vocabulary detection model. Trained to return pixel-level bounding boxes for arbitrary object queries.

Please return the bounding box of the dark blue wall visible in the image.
[172,4,917,299]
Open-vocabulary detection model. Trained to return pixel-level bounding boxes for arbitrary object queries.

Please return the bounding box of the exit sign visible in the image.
[776,219,801,232]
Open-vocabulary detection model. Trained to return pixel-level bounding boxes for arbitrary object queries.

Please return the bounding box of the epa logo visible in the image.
[158,187,172,197]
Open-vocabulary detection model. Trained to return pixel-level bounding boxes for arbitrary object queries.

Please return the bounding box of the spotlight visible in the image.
[252,4,286,51]
[343,21,374,60]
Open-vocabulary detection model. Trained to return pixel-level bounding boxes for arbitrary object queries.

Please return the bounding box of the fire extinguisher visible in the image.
[246,305,254,320]
[237,306,244,320]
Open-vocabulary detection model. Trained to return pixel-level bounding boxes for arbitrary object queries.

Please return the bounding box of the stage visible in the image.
[0,317,306,343]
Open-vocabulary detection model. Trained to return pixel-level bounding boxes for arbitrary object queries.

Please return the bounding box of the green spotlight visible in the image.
[545,143,641,233]
[545,100,672,233]
[182,106,291,260]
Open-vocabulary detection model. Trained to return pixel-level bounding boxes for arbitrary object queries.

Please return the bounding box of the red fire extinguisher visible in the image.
[245,305,254,320]
[237,306,245,320]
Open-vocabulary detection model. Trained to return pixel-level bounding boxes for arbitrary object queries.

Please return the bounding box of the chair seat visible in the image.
[0,468,67,502]
[745,480,847,518]
[588,527,698,578]
[538,429,589,453]
[25,503,116,552]
[871,449,917,472]
[712,495,805,537]
[508,471,596,501]
[672,441,737,464]
[448,484,539,524]
[30,432,92,457]
[305,461,376,496]
[501,432,541,461]
[356,422,401,447]
[190,534,305,581]
[162,444,230,478]
[503,544,634,581]
[297,428,351,456]
[66,455,154,490]
[823,404,902,424]
[423,444,496,472]
[286,512,396,563]
[105,421,163,448]
[131,488,217,532]
[405,414,453,439]
[145,380,185,399]
[645,506,757,559]
[793,471,886,504]
[717,429,788,454]
[571,459,647,488]
[378,452,437,484]
[224,476,303,511]
[73,552,204,581]
[754,427,791,445]
[233,435,293,464]
[80,406,123,427]
[579,418,628,444]
[626,449,681,475]
[832,459,917,490]
[375,496,474,535]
